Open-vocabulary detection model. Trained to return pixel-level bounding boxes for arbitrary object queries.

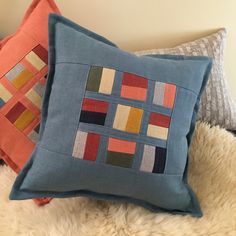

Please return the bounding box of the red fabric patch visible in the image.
[6,102,26,123]
[149,112,171,128]
[122,72,148,88]
[82,98,109,113]
[83,133,100,161]
[33,44,48,64]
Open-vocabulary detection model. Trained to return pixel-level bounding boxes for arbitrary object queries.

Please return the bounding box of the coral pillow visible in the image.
[0,0,60,205]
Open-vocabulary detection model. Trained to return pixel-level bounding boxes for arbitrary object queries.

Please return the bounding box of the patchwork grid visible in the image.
[0,44,48,143]
[74,65,177,174]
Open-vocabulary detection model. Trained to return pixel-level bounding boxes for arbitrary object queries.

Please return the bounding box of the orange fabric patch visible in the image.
[164,84,176,108]
[121,85,147,101]
[108,137,136,154]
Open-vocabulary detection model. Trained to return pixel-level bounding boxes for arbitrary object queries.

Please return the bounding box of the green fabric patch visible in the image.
[106,151,133,168]
[86,66,103,92]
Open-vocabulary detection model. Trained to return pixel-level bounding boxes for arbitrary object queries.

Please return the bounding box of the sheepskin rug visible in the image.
[0,122,236,236]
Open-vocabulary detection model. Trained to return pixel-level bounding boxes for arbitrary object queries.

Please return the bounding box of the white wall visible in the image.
[0,0,235,100]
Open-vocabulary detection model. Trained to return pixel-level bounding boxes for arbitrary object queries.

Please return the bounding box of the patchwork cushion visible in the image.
[10,14,212,217]
[136,29,236,131]
[0,0,60,205]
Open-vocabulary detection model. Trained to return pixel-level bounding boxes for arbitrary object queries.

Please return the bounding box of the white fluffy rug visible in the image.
[0,122,236,236]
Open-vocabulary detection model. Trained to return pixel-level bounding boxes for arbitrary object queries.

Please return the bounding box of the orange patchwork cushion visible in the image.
[0,0,60,204]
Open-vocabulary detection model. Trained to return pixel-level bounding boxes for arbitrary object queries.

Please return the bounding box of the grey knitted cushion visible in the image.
[136,29,236,130]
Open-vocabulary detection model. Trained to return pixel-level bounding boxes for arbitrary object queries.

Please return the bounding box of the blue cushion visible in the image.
[10,14,212,217]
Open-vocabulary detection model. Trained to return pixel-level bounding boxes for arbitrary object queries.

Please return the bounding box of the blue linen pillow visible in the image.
[10,14,212,217]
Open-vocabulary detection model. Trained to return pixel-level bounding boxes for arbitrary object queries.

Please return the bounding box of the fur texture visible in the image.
[0,122,236,236]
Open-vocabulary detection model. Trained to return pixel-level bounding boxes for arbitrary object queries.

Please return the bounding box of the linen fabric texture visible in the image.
[136,29,236,131]
[0,0,60,205]
[10,14,212,217]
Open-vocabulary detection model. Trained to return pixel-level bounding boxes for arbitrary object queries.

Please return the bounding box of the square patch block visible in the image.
[113,104,143,134]
[153,82,176,109]
[79,98,109,125]
[147,112,170,140]
[25,45,48,71]
[6,102,36,131]
[72,131,101,161]
[121,72,148,101]
[5,63,33,89]
[140,145,167,173]
[86,66,115,95]
[106,137,136,168]
[26,81,45,109]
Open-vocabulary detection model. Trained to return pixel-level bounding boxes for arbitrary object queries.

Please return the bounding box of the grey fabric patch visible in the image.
[153,82,165,106]
[5,63,24,81]
[72,130,87,158]
[140,145,155,172]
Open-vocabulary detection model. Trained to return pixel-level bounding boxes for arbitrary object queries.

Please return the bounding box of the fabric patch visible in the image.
[140,145,166,173]
[113,104,143,134]
[34,81,46,97]
[6,102,35,131]
[153,82,176,109]
[147,112,170,140]
[26,81,45,108]
[72,131,100,161]
[28,124,40,143]
[5,64,33,89]
[5,64,24,81]
[86,66,115,95]
[79,98,109,125]
[32,45,48,64]
[0,83,12,108]
[25,45,48,71]
[106,137,136,168]
[121,72,148,101]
